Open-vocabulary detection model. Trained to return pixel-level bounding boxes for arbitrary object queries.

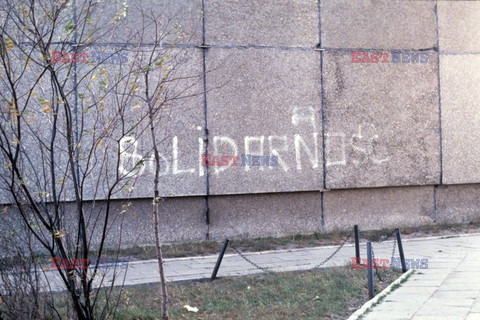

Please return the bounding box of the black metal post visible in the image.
[211,239,229,281]
[354,225,360,264]
[395,228,407,273]
[367,241,374,299]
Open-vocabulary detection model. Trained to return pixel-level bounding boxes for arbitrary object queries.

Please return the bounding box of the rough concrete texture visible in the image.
[74,198,207,248]
[123,48,206,198]
[323,51,440,189]
[321,0,436,50]
[0,62,76,204]
[84,0,202,45]
[0,197,208,251]
[206,48,323,195]
[438,1,480,52]
[436,184,480,224]
[440,54,480,184]
[206,0,319,47]
[97,197,208,246]
[77,47,206,199]
[5,0,480,245]
[208,192,322,240]
[323,186,434,232]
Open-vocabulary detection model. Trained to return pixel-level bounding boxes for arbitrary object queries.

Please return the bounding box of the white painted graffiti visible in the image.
[118,107,391,177]
[326,124,391,167]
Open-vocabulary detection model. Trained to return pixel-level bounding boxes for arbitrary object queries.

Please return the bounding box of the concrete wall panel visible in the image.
[206,48,323,195]
[324,186,435,232]
[97,197,208,246]
[208,192,322,240]
[436,185,480,224]
[321,0,436,50]
[323,51,440,189]
[206,0,318,47]
[84,0,202,45]
[74,47,206,199]
[441,55,480,184]
[439,1,480,52]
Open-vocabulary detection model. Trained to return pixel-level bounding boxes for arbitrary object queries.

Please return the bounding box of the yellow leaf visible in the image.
[39,98,51,113]
[5,38,15,50]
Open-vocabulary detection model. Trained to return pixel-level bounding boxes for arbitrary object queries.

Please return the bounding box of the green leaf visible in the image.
[64,20,74,33]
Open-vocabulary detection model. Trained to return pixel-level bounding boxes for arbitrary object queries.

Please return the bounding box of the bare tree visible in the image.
[133,8,204,319]
[0,0,202,319]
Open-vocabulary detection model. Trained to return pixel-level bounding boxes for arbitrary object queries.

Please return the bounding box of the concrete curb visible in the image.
[347,269,415,320]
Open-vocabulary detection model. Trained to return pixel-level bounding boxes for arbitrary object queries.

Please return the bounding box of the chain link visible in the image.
[230,229,397,280]
[230,244,274,274]
[311,235,350,270]
[371,245,385,282]
[370,230,398,282]
[231,233,352,275]
[386,235,397,276]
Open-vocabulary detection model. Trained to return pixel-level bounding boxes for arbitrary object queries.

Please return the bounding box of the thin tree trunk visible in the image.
[148,103,169,320]
[153,193,169,320]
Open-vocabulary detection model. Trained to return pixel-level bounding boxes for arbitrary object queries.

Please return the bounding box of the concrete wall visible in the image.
[2,0,480,245]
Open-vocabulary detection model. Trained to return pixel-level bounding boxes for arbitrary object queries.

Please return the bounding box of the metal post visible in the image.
[354,225,360,264]
[395,228,407,273]
[210,239,229,281]
[367,241,374,299]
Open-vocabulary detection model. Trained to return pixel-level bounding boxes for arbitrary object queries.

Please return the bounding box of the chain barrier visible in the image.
[386,235,397,277]
[230,232,352,275]
[311,233,351,270]
[230,244,274,274]
[371,245,385,282]
[369,230,398,282]
[230,229,398,278]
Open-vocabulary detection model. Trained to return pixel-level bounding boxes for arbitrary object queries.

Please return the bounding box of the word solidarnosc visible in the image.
[201,154,278,167]
[351,51,429,64]
[351,257,428,270]
[51,51,128,64]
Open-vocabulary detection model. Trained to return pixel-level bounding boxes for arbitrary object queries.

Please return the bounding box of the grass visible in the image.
[26,267,400,319]
[106,266,402,320]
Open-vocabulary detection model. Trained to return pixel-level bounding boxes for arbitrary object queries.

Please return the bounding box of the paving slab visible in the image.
[360,234,480,319]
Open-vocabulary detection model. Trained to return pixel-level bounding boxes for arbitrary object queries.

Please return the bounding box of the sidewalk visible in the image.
[42,233,480,320]
[361,234,480,320]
